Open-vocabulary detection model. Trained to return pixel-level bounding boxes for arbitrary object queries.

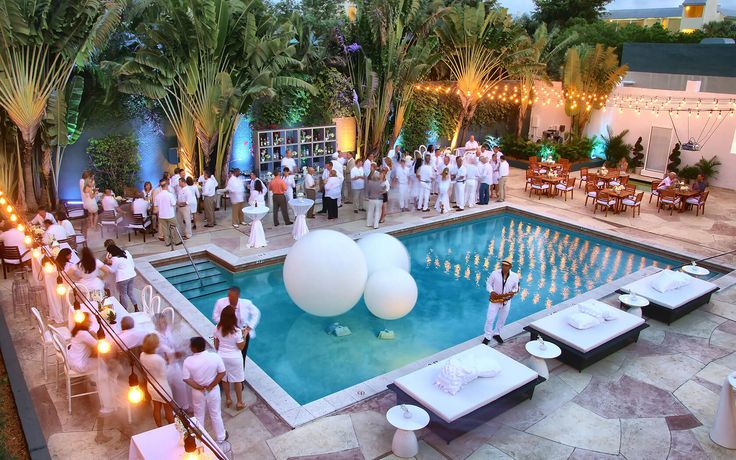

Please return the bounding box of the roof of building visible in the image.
[682,0,707,5]
[722,8,736,17]
[605,7,683,20]
[621,42,736,78]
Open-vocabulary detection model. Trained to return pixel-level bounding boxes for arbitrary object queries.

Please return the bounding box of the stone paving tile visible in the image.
[665,414,702,431]
[713,351,736,370]
[568,448,625,459]
[341,391,396,416]
[251,399,292,437]
[668,429,709,460]
[622,353,704,392]
[350,411,394,460]
[226,408,276,459]
[423,419,501,460]
[289,447,365,460]
[620,418,670,460]
[556,367,592,393]
[715,319,736,335]
[659,331,731,365]
[690,425,736,460]
[465,444,511,460]
[266,414,359,460]
[574,375,689,419]
[493,375,578,431]
[48,429,128,460]
[672,381,719,428]
[694,360,733,387]
[489,425,574,460]
[709,328,736,352]
[526,402,620,455]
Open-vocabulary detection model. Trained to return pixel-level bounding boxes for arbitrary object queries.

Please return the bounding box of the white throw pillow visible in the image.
[650,270,692,293]
[434,357,478,395]
[602,309,618,321]
[567,312,602,330]
[577,302,604,319]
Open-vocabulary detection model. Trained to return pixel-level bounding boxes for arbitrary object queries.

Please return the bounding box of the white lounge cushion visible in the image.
[458,352,502,378]
[596,199,616,206]
[556,184,573,191]
[686,197,700,205]
[532,184,549,189]
[578,300,618,321]
[621,269,717,310]
[528,300,645,353]
[650,269,692,293]
[587,192,597,198]
[395,345,537,423]
[568,312,601,330]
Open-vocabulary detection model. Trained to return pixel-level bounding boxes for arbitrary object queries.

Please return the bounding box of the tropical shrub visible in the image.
[667,143,681,173]
[602,128,631,166]
[630,136,644,170]
[679,165,699,182]
[87,135,140,195]
[695,155,721,181]
[557,135,595,162]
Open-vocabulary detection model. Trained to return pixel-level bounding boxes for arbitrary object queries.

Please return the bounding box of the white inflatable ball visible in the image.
[363,268,418,320]
[357,233,410,276]
[283,230,367,317]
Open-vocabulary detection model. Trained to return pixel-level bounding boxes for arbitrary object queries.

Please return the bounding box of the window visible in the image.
[684,5,704,18]
[681,28,696,34]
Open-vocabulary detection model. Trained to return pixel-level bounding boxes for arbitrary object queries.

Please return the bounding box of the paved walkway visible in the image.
[2,167,736,459]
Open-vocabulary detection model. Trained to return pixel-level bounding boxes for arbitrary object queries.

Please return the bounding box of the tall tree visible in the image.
[533,0,611,26]
[562,44,627,136]
[0,0,123,210]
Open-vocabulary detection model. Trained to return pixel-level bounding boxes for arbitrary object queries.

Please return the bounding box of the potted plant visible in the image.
[667,143,681,173]
[631,137,645,173]
[678,165,700,183]
[695,155,721,183]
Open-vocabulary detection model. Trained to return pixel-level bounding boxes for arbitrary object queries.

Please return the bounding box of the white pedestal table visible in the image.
[386,404,430,458]
[618,293,649,318]
[525,340,561,379]
[709,371,736,449]
[243,206,269,248]
[288,198,314,240]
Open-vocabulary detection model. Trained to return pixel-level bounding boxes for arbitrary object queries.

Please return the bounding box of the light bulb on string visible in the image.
[43,261,54,273]
[16,223,24,232]
[55,276,66,296]
[97,329,111,354]
[24,235,32,245]
[32,247,41,259]
[184,432,199,460]
[73,301,85,324]
[5,204,12,213]
[127,367,144,404]
[10,214,17,222]
[0,197,5,205]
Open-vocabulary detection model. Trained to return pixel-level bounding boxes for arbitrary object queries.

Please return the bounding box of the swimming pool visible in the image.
[159,213,685,404]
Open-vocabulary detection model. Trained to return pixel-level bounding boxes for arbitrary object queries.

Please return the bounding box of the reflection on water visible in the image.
[184,214,678,404]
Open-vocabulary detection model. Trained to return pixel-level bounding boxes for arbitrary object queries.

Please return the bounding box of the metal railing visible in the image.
[169,222,203,284]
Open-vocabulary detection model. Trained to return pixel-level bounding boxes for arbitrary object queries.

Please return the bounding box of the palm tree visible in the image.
[0,0,123,210]
[112,0,313,181]
[436,4,519,148]
[563,44,628,136]
[346,0,445,158]
[508,23,577,137]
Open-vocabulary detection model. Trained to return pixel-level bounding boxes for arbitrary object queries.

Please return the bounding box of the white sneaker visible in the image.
[233,224,239,228]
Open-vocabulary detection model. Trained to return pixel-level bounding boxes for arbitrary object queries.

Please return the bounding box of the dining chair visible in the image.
[57,236,78,251]
[621,192,644,217]
[524,169,534,192]
[649,179,662,203]
[529,177,550,199]
[99,210,123,238]
[594,191,617,217]
[657,189,680,215]
[578,168,589,189]
[686,191,708,216]
[555,177,576,201]
[1,245,30,280]
[49,333,98,414]
[126,213,152,243]
[584,183,598,207]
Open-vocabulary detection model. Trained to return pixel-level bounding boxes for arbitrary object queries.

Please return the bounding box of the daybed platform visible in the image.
[523,300,648,371]
[388,345,544,443]
[619,269,719,324]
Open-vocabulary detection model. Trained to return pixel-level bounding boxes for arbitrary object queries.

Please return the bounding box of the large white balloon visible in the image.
[363,268,418,320]
[357,233,410,276]
[283,230,368,317]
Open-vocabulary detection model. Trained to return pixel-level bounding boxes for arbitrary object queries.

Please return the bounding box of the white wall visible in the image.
[529,81,736,190]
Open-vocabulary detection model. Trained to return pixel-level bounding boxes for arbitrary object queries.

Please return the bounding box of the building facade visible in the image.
[605,0,736,33]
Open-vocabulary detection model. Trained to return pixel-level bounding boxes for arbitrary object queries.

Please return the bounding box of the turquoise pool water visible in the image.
[159,213,686,404]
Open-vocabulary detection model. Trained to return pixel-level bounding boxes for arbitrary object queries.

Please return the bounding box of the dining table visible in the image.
[533,175,565,196]
[128,417,227,460]
[673,188,701,212]
[601,187,633,214]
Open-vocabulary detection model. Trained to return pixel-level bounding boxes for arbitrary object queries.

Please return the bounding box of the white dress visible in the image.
[214,327,245,383]
[82,185,98,214]
[68,330,117,414]
[435,178,451,212]
[140,352,173,403]
[156,328,191,410]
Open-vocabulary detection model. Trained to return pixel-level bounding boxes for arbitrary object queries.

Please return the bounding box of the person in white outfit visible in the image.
[176,178,194,239]
[478,156,493,205]
[281,150,297,175]
[416,154,433,212]
[226,169,246,228]
[434,168,451,213]
[182,336,227,442]
[497,153,510,202]
[464,135,479,151]
[442,155,456,203]
[139,333,174,426]
[396,158,410,211]
[483,259,519,345]
[365,171,385,228]
[212,287,261,363]
[214,306,246,410]
[331,153,344,207]
[464,156,478,208]
[283,167,296,201]
[350,159,366,213]
[454,156,467,210]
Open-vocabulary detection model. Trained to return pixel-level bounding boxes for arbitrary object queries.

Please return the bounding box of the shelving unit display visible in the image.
[256,125,337,177]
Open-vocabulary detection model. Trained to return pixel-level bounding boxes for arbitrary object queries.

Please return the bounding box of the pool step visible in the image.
[165,267,222,283]
[157,260,215,277]
[176,281,231,300]
[173,274,229,292]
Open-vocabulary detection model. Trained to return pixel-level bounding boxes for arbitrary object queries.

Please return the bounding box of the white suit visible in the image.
[484,269,520,339]
[454,164,467,210]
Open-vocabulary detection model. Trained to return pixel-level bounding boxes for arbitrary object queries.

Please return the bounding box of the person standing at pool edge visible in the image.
[212,286,261,364]
[483,259,519,345]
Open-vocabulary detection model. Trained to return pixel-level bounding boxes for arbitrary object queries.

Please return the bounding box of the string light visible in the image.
[55,276,66,296]
[5,205,12,213]
[128,366,144,404]
[16,223,24,232]
[0,197,5,205]
[184,433,199,460]
[24,235,32,245]
[73,301,85,324]
[32,248,41,259]
[43,261,54,273]
[97,328,111,354]
[10,214,17,222]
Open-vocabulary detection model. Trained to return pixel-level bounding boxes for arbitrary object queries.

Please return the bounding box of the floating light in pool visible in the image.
[532,293,540,304]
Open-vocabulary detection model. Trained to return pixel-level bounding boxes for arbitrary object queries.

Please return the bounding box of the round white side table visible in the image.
[682,264,710,277]
[386,405,430,458]
[618,294,649,318]
[710,371,736,449]
[288,198,314,240]
[525,340,561,379]
[243,206,269,248]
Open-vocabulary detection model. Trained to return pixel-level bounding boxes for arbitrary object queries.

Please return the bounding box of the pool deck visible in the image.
[2,166,736,459]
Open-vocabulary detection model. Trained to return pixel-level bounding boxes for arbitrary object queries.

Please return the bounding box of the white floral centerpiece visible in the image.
[89,289,106,306]
[613,184,625,192]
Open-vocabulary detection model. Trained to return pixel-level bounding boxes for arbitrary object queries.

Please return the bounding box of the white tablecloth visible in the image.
[69,296,154,335]
[129,417,224,460]
[244,206,269,248]
[31,244,80,324]
[289,198,314,240]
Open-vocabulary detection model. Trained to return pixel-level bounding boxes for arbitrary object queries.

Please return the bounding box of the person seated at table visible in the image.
[55,211,76,238]
[658,172,677,190]
[67,313,117,430]
[153,313,191,412]
[139,333,174,426]
[118,316,147,353]
[100,189,119,212]
[43,219,68,245]
[30,206,56,226]
[55,248,75,272]
[132,191,150,218]
[68,247,108,293]
[214,306,246,410]
[0,222,31,263]
[182,337,228,443]
[692,174,707,193]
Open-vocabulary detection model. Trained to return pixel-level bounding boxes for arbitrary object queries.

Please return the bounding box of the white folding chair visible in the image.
[49,334,98,414]
[31,307,56,381]
[141,285,153,312]
[161,306,175,326]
